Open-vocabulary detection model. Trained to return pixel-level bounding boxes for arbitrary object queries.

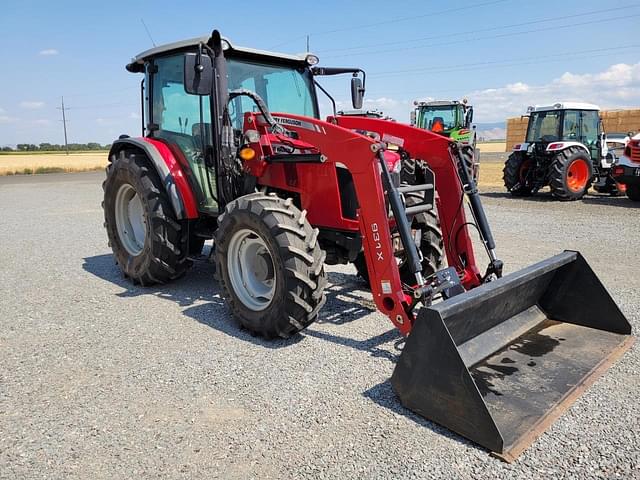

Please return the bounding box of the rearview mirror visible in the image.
[184,53,213,95]
[466,107,474,126]
[351,76,364,110]
[410,111,416,126]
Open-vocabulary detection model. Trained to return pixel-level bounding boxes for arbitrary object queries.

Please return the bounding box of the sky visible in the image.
[0,0,638,146]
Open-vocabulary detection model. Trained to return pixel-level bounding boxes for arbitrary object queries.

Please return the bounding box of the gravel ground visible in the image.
[0,172,638,479]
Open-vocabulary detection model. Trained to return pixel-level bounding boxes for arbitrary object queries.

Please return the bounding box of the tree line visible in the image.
[1,143,111,152]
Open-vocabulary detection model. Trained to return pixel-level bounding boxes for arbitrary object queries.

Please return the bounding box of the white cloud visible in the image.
[466,62,640,123]
[362,97,412,121]
[39,49,59,56]
[0,115,14,124]
[477,127,507,141]
[33,119,51,126]
[0,107,4,114]
[20,101,45,109]
[129,112,140,119]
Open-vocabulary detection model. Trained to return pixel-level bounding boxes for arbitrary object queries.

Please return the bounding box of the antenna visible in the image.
[141,18,156,47]
[306,34,310,52]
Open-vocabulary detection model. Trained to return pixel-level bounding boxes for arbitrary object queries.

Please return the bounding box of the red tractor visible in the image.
[103,31,633,461]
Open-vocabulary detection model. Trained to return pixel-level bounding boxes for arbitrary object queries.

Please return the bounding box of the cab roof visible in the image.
[529,102,600,112]
[126,34,311,72]
[414,100,464,107]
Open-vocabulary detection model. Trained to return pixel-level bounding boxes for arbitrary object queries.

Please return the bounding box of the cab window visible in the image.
[151,54,216,210]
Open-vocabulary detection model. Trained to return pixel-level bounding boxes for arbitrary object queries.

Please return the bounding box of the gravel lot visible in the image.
[1,172,638,479]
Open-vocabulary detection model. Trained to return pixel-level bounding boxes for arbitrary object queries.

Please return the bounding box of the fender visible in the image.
[545,141,590,155]
[512,142,529,152]
[108,137,199,219]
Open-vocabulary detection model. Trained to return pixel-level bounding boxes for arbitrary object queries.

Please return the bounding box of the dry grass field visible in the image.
[0,152,108,175]
[477,141,506,153]
[478,161,504,187]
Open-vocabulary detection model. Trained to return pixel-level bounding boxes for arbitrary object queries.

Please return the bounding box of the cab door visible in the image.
[579,110,601,162]
[149,54,218,213]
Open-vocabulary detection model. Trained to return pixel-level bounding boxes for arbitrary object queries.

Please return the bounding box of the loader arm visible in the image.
[243,112,418,334]
[331,115,483,287]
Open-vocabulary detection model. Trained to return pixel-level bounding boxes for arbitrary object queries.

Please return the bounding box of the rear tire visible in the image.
[354,190,444,287]
[503,152,533,196]
[103,151,192,285]
[549,147,593,201]
[627,184,640,201]
[400,157,428,185]
[214,193,327,339]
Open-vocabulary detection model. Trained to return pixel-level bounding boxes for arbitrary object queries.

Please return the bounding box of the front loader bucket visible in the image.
[391,251,633,461]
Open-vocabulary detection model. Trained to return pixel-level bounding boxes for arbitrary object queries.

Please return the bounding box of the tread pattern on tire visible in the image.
[354,189,444,286]
[503,152,533,196]
[103,150,191,286]
[214,193,327,339]
[549,146,593,201]
[403,191,444,282]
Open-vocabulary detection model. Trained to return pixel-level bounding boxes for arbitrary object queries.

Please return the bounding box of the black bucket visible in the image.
[391,251,634,461]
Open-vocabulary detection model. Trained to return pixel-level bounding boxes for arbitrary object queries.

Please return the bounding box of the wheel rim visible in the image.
[227,229,276,311]
[114,183,146,256]
[566,159,590,192]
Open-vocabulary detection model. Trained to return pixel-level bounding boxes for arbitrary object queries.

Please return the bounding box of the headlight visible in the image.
[305,54,319,66]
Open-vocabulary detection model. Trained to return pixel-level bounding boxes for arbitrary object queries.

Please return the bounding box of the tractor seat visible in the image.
[192,123,212,148]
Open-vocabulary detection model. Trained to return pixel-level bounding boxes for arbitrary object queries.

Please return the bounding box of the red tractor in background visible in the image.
[102,30,633,461]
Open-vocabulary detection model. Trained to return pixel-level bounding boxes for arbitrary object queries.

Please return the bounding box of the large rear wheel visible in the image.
[103,151,192,285]
[549,147,593,200]
[354,191,443,287]
[503,152,533,196]
[215,193,327,338]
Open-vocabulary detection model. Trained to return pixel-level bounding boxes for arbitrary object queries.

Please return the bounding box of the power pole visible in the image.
[57,96,69,155]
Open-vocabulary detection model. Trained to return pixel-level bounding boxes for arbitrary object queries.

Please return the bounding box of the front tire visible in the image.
[549,147,593,200]
[103,151,192,285]
[214,193,327,339]
[503,152,533,196]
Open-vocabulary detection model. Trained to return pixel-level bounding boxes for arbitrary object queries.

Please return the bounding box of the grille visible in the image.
[630,141,640,163]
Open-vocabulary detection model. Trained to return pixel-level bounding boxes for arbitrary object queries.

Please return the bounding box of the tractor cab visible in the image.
[411,99,479,183]
[125,35,365,215]
[411,100,474,142]
[522,103,603,161]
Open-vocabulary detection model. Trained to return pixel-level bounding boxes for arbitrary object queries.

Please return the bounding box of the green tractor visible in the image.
[411,99,479,182]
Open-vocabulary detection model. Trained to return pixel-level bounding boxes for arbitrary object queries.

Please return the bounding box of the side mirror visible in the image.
[351,76,364,110]
[466,107,474,127]
[184,53,213,95]
[410,111,416,126]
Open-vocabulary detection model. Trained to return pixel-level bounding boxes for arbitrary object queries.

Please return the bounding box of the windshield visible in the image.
[227,59,318,129]
[416,105,463,131]
[526,111,562,143]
